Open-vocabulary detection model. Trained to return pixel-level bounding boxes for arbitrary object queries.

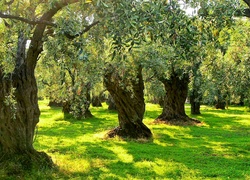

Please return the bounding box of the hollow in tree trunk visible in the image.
[104,65,152,139]
[156,73,200,125]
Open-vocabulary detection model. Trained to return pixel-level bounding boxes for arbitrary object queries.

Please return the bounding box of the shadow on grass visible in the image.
[29,104,250,179]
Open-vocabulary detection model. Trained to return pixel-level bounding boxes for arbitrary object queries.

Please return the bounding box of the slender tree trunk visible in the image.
[189,62,202,115]
[214,90,226,109]
[156,73,200,125]
[104,65,152,139]
[190,91,201,115]
[84,82,93,118]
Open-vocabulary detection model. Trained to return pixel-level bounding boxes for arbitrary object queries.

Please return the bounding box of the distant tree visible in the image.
[142,1,204,124]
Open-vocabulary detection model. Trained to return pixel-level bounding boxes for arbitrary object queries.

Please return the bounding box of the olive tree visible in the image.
[0,0,98,171]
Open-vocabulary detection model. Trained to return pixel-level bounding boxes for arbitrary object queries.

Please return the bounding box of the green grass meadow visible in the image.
[16,101,250,179]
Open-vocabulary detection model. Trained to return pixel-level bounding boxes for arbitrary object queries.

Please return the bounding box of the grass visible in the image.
[4,100,250,179]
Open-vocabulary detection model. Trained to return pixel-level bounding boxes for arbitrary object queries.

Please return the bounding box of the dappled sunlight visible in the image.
[106,146,134,163]
[153,139,169,147]
[32,102,250,179]
[234,116,250,126]
[93,130,109,139]
[54,156,91,174]
[134,158,198,178]
[204,141,231,154]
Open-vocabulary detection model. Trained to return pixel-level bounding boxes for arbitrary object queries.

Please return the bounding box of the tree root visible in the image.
[106,125,152,139]
[0,150,55,176]
[153,116,202,126]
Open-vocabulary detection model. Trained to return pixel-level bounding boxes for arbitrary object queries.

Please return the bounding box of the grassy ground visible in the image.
[9,101,250,179]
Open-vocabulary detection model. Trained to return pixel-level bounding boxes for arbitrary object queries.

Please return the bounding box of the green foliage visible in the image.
[3,87,17,120]
[201,18,250,106]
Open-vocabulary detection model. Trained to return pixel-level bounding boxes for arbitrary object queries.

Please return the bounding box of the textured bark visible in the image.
[156,73,200,125]
[104,65,152,139]
[0,38,53,171]
[0,68,39,153]
[0,1,82,172]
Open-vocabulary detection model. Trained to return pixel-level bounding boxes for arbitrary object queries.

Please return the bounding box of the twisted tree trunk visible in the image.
[0,1,85,173]
[156,73,200,125]
[104,65,152,139]
[0,32,53,173]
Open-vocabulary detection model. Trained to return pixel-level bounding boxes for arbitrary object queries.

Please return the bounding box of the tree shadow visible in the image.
[31,104,250,179]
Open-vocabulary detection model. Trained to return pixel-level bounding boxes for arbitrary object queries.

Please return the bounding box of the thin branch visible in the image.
[244,0,250,8]
[235,9,250,18]
[242,9,250,18]
[4,0,14,5]
[0,12,56,26]
[64,21,100,39]
[41,80,51,86]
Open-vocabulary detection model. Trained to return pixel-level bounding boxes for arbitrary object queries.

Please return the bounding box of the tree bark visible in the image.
[0,33,53,172]
[104,65,152,139]
[0,1,83,172]
[156,73,200,125]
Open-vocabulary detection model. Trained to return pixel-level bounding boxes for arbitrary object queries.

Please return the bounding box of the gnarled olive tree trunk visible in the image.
[0,1,82,172]
[104,65,152,139]
[0,30,53,172]
[156,73,200,125]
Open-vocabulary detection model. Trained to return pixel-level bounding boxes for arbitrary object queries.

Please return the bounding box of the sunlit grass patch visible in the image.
[28,101,250,179]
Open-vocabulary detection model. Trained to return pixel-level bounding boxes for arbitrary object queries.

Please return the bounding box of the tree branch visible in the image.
[234,9,250,18]
[26,0,80,69]
[64,21,100,39]
[4,0,14,5]
[0,12,56,26]
[244,0,250,8]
